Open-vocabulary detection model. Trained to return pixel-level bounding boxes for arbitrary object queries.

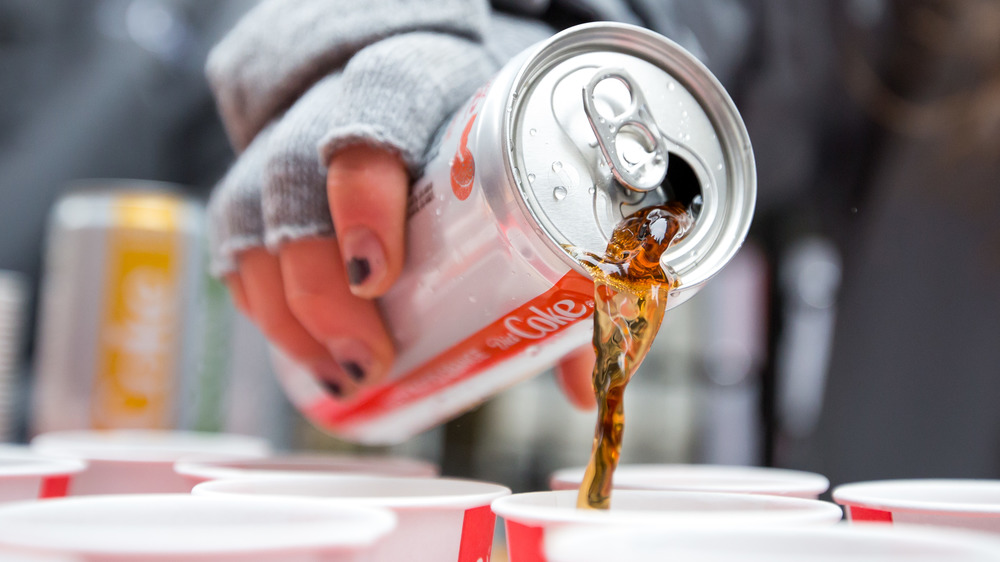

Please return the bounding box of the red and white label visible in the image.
[450,115,477,201]
[847,505,894,523]
[458,505,497,562]
[448,80,490,201]
[505,521,546,562]
[306,271,594,428]
[39,475,72,499]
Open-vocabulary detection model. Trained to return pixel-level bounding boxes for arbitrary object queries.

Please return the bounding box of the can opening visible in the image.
[661,152,702,219]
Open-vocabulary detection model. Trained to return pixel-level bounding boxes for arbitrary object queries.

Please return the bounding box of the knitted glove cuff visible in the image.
[207,124,275,277]
[207,0,490,151]
[318,32,499,175]
[318,14,554,174]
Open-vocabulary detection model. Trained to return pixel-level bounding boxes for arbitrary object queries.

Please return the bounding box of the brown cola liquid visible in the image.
[571,201,692,509]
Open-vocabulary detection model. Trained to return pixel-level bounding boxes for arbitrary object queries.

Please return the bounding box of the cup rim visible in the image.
[30,430,270,463]
[0,546,78,562]
[192,474,512,510]
[833,479,1000,516]
[491,489,843,527]
[0,450,87,478]
[175,452,438,481]
[0,494,396,555]
[549,463,829,496]
[543,521,1000,561]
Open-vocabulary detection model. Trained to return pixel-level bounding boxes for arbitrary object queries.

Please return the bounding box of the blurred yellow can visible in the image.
[32,182,205,433]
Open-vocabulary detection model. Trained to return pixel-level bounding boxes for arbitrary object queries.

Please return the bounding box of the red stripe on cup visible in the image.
[505,521,545,562]
[849,505,894,523]
[39,475,71,498]
[458,505,496,562]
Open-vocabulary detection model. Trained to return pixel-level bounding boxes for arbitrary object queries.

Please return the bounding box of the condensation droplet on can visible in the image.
[525,345,540,356]
[435,208,442,216]
[527,173,536,183]
[668,81,676,91]
[551,161,563,172]
[588,186,596,195]
[716,162,724,171]
[468,296,477,303]
[553,186,568,200]
[529,128,537,136]
[682,110,689,118]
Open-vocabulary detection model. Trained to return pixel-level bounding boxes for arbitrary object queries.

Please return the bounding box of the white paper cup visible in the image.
[193,474,511,562]
[175,453,438,487]
[0,548,79,562]
[492,489,843,562]
[550,463,829,498]
[544,522,1000,561]
[30,430,270,494]
[0,493,395,561]
[834,479,1000,533]
[0,449,86,502]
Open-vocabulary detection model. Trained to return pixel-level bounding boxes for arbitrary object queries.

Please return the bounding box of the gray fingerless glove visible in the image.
[207,2,554,277]
[208,123,275,277]
[206,0,490,152]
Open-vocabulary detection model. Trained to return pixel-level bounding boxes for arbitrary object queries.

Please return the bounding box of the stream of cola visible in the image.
[571,201,692,509]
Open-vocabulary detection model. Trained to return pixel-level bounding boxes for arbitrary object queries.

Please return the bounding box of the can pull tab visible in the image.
[582,67,669,192]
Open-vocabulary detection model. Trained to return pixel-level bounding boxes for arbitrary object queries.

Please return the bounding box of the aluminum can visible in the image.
[0,271,27,441]
[275,22,757,444]
[31,182,205,433]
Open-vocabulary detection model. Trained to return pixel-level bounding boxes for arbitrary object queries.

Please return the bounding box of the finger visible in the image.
[327,144,409,298]
[554,345,598,410]
[238,247,352,398]
[224,273,252,317]
[279,236,394,388]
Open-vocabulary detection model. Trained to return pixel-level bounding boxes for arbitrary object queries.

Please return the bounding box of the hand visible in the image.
[225,145,598,409]
[224,144,406,399]
[206,6,574,407]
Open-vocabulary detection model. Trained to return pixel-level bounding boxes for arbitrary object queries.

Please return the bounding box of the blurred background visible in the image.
[1,0,997,495]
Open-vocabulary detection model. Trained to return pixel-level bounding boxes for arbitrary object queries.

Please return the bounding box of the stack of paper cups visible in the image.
[31,429,270,494]
[175,452,438,487]
[0,271,26,442]
[194,475,511,562]
[492,489,844,562]
[549,463,830,499]
[0,448,85,503]
[0,494,396,560]
[544,524,1000,561]
[834,479,1000,533]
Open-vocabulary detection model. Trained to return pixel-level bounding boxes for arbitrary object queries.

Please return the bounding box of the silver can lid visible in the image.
[505,23,756,291]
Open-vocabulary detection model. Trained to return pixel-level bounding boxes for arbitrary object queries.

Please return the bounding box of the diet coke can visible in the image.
[274,22,757,444]
[31,182,206,433]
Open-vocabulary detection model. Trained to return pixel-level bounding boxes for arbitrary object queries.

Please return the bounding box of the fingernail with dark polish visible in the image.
[342,361,365,382]
[321,379,343,397]
[342,227,386,292]
[346,257,371,286]
[328,339,378,385]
